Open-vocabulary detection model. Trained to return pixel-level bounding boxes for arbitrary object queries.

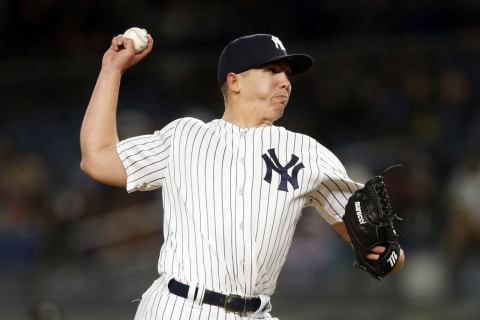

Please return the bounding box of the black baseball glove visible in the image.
[343,175,401,280]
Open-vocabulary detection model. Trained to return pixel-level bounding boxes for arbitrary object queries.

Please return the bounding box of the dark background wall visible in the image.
[1,1,480,319]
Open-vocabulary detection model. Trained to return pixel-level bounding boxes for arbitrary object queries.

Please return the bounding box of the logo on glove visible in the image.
[355,201,366,224]
[387,250,398,268]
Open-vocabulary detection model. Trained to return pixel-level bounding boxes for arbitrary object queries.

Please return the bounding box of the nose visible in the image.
[280,72,291,91]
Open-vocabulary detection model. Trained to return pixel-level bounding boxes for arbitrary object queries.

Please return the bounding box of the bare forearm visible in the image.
[80,68,122,156]
[79,68,127,186]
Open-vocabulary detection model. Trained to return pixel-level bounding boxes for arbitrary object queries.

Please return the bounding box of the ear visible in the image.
[226,72,241,93]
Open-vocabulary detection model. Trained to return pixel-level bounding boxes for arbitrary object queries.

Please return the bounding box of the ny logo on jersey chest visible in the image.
[262,148,304,192]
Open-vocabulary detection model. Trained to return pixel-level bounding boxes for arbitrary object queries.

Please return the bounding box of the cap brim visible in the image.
[285,54,314,75]
[260,53,313,76]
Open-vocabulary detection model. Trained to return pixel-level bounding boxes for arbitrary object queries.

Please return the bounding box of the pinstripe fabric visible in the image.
[117,118,361,319]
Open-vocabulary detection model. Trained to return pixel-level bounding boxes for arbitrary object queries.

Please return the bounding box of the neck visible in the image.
[221,109,273,128]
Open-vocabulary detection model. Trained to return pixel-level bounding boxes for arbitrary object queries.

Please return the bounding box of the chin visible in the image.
[273,110,284,122]
[277,105,286,115]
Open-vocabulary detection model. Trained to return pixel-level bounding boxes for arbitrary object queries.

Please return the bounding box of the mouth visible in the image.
[274,94,289,104]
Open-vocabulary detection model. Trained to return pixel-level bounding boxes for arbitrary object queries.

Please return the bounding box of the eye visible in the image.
[261,63,292,78]
[265,66,278,73]
[265,65,290,75]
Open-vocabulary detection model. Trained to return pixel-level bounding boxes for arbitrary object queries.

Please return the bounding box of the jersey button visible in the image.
[239,222,244,229]
[239,189,244,195]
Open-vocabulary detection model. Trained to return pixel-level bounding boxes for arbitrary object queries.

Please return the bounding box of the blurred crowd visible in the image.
[1,0,480,319]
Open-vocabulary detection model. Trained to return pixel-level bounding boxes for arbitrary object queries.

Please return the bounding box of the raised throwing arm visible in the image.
[80,32,153,187]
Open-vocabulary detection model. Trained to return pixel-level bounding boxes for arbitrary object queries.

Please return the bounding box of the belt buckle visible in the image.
[224,294,246,314]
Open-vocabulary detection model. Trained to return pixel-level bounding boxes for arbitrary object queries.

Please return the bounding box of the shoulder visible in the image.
[281,127,346,171]
[169,117,206,129]
[275,126,316,141]
[278,126,331,153]
[154,117,207,135]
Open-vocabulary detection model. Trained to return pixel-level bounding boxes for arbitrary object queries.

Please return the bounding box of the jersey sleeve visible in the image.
[307,145,363,224]
[117,119,180,192]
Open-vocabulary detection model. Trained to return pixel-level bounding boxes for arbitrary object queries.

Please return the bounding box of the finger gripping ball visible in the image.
[123,27,148,53]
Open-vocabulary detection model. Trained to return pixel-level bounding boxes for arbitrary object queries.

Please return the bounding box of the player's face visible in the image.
[239,60,292,122]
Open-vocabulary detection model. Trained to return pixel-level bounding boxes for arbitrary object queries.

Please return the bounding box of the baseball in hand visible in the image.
[123,27,148,53]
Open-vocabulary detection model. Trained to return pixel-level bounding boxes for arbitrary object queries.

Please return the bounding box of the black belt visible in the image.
[168,279,261,314]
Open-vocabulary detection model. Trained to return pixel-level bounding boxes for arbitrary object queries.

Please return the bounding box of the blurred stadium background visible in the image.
[1,1,480,319]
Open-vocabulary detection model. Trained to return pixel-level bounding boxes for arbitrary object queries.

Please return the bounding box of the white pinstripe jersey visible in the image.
[117,117,361,298]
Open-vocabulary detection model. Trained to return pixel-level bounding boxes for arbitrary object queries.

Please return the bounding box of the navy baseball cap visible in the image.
[217,34,314,86]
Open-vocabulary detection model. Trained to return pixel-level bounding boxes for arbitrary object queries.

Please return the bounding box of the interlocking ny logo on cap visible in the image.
[262,148,304,192]
[271,36,286,51]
